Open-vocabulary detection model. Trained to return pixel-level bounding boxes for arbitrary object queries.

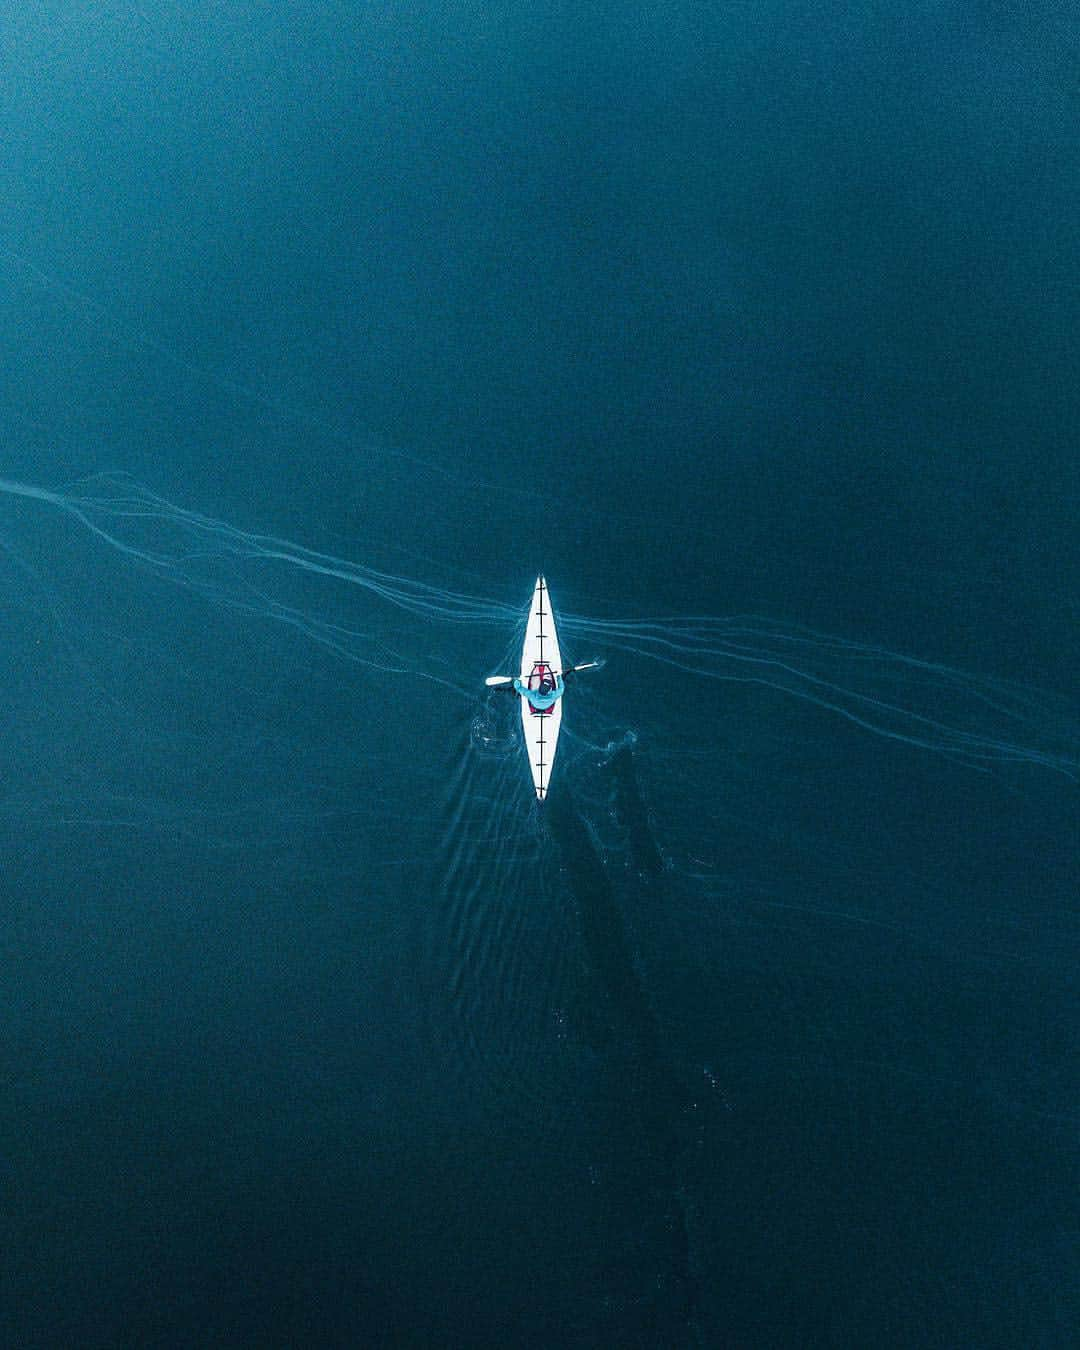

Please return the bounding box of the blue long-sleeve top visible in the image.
[513,674,564,709]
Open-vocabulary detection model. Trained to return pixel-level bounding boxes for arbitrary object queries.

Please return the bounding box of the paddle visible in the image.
[484,660,603,688]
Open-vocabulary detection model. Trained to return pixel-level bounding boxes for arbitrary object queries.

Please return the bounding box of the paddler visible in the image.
[512,670,564,710]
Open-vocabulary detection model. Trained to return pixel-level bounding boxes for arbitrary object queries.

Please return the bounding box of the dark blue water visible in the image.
[2,4,1077,1346]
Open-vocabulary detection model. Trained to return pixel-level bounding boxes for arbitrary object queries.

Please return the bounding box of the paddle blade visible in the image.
[485,675,514,687]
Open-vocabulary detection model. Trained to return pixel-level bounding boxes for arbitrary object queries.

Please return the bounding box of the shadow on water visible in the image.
[544,738,712,1348]
[604,730,665,879]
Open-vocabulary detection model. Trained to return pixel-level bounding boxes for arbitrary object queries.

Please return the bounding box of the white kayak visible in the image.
[520,575,562,800]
